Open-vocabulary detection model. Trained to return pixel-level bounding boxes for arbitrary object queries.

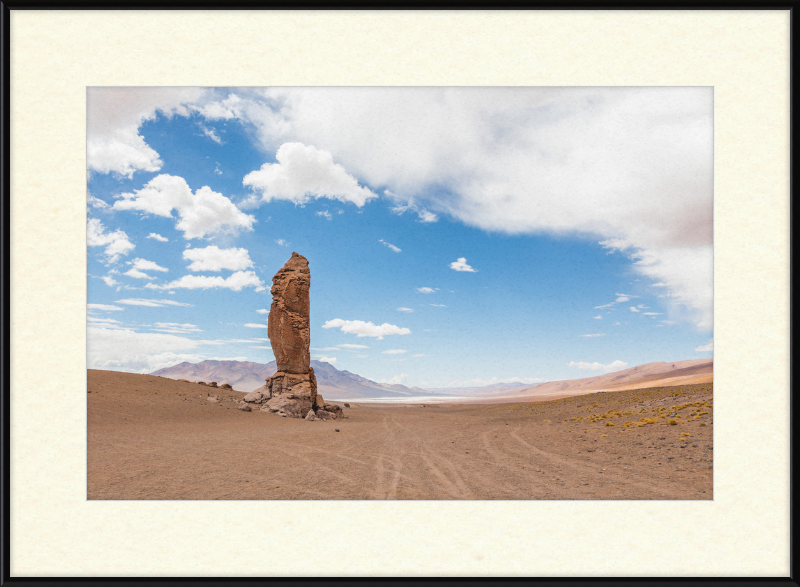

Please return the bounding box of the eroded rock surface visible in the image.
[241,252,342,420]
[268,252,311,374]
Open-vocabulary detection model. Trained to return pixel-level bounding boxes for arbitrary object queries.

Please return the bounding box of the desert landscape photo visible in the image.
[87,86,713,500]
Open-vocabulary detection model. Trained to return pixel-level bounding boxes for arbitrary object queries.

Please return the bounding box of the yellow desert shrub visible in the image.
[668,419,678,425]
[605,421,615,426]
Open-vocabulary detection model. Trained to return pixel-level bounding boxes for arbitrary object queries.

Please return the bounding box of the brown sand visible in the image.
[88,369,712,500]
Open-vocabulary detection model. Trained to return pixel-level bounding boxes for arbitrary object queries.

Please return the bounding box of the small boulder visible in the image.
[304,409,317,421]
[315,409,335,420]
[324,404,344,418]
[243,390,268,404]
[343,403,350,408]
[220,383,233,390]
[197,381,206,385]
[207,396,219,403]
[208,381,218,388]
[238,402,252,412]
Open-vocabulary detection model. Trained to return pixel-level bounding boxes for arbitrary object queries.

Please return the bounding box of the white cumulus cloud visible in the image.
[183,245,254,272]
[322,319,411,340]
[87,86,207,178]
[695,339,713,352]
[243,142,377,207]
[313,355,338,364]
[124,268,154,280]
[244,323,267,329]
[113,174,255,239]
[101,275,120,288]
[630,306,640,312]
[87,218,135,263]
[381,374,409,385]
[131,258,168,272]
[449,257,476,272]
[147,233,169,242]
[94,87,712,329]
[256,309,268,314]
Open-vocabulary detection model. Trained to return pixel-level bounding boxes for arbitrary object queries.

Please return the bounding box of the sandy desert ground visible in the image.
[88,370,713,500]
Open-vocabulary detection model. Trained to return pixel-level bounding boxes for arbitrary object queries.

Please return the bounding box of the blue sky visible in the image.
[86,87,713,387]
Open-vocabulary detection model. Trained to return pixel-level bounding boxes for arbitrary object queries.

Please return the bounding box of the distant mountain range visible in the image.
[150,359,431,399]
[418,359,713,399]
[151,357,713,402]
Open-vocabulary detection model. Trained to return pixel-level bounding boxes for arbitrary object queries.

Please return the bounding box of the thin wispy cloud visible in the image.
[145,271,264,291]
[152,322,202,334]
[379,239,402,253]
[115,298,193,307]
[88,303,124,312]
[568,360,628,372]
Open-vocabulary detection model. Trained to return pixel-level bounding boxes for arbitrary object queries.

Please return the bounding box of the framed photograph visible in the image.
[6,8,790,579]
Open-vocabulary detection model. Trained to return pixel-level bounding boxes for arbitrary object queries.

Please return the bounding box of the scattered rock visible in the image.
[344,403,350,408]
[305,409,317,421]
[323,404,344,418]
[208,381,218,388]
[207,396,219,403]
[238,402,252,412]
[197,381,206,385]
[220,383,233,390]
[335,429,340,432]
[177,379,190,383]
[242,389,268,404]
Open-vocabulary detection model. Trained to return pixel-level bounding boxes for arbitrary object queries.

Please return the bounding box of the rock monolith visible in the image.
[249,252,342,420]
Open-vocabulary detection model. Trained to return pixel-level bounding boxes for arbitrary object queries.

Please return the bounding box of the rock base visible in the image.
[238,367,343,420]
